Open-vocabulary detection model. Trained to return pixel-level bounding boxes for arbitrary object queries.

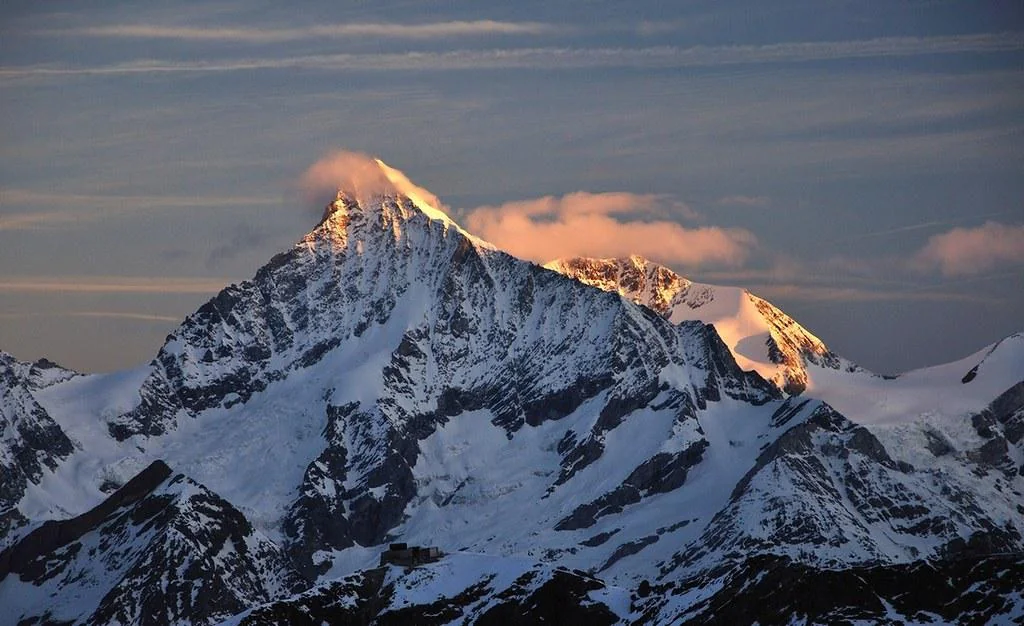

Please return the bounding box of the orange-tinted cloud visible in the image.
[914,221,1024,276]
[298,150,446,214]
[463,192,755,266]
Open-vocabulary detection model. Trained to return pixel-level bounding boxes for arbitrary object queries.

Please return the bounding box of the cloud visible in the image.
[635,20,689,37]
[66,311,182,322]
[0,311,181,323]
[0,189,279,231]
[914,221,1024,276]
[0,276,228,294]
[1,189,277,207]
[297,150,446,215]
[750,284,998,304]
[4,32,1020,78]
[206,223,272,268]
[0,210,89,231]
[463,192,755,266]
[44,21,555,42]
[717,195,769,207]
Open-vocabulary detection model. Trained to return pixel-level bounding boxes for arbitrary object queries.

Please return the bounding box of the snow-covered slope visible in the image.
[0,460,301,626]
[807,332,1024,426]
[0,352,76,543]
[547,255,846,395]
[0,159,1022,624]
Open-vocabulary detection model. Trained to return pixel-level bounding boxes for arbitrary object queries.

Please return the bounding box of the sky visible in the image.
[1,1,1022,375]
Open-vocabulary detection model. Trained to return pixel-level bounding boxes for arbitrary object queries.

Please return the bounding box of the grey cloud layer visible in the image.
[40,20,556,42]
[4,33,1021,77]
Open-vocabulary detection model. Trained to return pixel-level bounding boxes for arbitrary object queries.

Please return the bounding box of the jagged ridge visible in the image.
[547,255,846,394]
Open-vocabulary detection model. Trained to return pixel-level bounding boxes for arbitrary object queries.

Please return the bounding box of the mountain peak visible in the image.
[544,255,693,318]
[298,154,494,254]
[300,152,457,230]
[371,158,453,225]
[547,254,841,394]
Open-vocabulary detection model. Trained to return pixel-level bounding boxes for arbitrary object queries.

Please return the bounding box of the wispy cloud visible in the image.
[4,33,1020,78]
[0,210,91,231]
[1,189,280,207]
[821,211,1018,246]
[0,310,181,323]
[913,221,1024,276]
[0,276,228,294]
[635,20,689,37]
[0,189,280,231]
[703,259,1010,304]
[67,311,182,322]
[206,223,272,268]
[464,192,754,267]
[695,240,1020,306]
[42,21,556,42]
[750,283,1000,304]
[717,195,770,208]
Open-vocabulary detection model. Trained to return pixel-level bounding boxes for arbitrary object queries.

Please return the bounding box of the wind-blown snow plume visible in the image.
[298,150,449,222]
[464,191,755,266]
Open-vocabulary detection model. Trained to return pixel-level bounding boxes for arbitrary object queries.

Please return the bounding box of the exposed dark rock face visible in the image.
[643,553,1024,625]
[750,296,842,394]
[0,352,76,543]
[108,366,184,440]
[966,381,1024,476]
[282,402,358,579]
[234,557,622,626]
[599,534,660,572]
[769,396,812,428]
[924,426,955,456]
[581,529,620,547]
[664,401,1023,577]
[677,322,780,408]
[0,460,172,581]
[283,400,422,579]
[557,439,708,530]
[0,461,303,626]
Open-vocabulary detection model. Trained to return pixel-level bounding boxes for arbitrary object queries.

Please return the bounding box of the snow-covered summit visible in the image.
[303,189,489,258]
[372,158,453,225]
[547,255,844,395]
[297,154,492,253]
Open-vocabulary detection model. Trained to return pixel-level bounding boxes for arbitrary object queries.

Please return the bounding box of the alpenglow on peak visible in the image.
[300,151,456,227]
[300,152,497,253]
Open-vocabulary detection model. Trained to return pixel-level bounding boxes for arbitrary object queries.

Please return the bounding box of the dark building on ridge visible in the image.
[379,543,444,567]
